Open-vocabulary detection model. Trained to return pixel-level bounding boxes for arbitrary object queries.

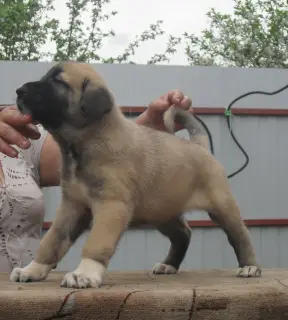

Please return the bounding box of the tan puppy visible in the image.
[10,61,261,289]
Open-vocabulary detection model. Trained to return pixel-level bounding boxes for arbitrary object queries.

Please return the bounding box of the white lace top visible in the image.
[0,125,48,272]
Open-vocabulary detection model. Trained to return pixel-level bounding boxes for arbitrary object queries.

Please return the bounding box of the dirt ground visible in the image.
[1,268,288,319]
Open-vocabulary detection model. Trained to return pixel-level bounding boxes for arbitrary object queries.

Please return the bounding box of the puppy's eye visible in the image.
[53,75,63,83]
[52,76,69,89]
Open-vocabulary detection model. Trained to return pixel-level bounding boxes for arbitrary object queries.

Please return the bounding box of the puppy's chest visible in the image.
[61,153,104,202]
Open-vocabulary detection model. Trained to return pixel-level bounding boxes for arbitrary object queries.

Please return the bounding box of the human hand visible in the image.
[138,90,193,132]
[0,106,41,157]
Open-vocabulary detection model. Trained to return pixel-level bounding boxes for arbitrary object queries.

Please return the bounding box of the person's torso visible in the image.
[0,145,45,271]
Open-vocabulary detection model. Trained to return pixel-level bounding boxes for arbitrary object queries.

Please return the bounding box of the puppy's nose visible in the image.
[16,86,27,98]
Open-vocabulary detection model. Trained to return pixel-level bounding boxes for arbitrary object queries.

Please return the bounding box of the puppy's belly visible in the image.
[134,193,190,223]
[135,208,182,223]
[133,171,196,222]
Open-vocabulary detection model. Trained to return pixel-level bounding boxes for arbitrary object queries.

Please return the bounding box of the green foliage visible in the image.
[0,0,57,60]
[0,0,180,64]
[52,0,117,62]
[147,35,182,65]
[2,0,286,67]
[184,0,288,68]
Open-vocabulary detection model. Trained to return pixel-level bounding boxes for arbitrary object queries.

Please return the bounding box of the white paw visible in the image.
[10,260,52,283]
[61,271,101,289]
[236,265,261,278]
[61,258,105,289]
[152,262,178,275]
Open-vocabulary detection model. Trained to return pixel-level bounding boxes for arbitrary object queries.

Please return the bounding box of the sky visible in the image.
[45,0,235,66]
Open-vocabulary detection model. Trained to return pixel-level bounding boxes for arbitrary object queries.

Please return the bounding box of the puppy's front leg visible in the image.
[61,200,132,289]
[10,197,90,283]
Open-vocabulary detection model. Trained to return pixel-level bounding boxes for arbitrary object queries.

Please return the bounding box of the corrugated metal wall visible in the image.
[1,61,288,272]
[47,226,288,272]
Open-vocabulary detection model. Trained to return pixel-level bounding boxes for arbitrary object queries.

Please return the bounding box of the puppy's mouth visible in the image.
[16,98,33,117]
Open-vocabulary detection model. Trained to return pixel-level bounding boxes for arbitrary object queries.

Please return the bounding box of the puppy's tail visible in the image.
[163,105,209,150]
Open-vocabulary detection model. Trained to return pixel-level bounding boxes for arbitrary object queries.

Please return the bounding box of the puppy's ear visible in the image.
[80,84,113,120]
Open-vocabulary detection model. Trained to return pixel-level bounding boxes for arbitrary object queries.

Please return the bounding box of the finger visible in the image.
[179,96,192,110]
[168,90,184,105]
[2,105,17,111]
[148,99,169,113]
[0,137,19,158]
[17,124,41,140]
[159,93,169,102]
[0,122,32,150]
[0,107,39,140]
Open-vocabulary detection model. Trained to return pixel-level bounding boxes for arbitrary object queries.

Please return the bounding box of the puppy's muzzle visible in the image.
[16,84,42,116]
[16,86,27,99]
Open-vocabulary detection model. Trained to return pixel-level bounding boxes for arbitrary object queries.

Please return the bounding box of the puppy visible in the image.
[10,61,261,289]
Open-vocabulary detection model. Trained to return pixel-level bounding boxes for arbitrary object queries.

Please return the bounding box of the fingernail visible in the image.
[11,150,18,157]
[20,140,29,148]
[22,114,28,120]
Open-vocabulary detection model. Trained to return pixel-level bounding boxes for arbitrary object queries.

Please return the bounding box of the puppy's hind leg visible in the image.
[10,196,91,283]
[152,216,191,275]
[206,182,261,278]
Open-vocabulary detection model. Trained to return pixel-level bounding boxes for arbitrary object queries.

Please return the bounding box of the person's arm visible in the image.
[38,133,61,187]
[29,124,61,187]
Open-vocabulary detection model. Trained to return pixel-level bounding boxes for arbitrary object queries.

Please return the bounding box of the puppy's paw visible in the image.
[60,258,105,289]
[236,265,261,278]
[152,262,178,275]
[61,271,101,289]
[10,261,52,283]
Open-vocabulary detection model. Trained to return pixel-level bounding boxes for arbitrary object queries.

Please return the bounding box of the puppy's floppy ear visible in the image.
[80,81,113,120]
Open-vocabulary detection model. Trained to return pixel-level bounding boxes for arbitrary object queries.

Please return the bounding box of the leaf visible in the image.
[184,0,288,68]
